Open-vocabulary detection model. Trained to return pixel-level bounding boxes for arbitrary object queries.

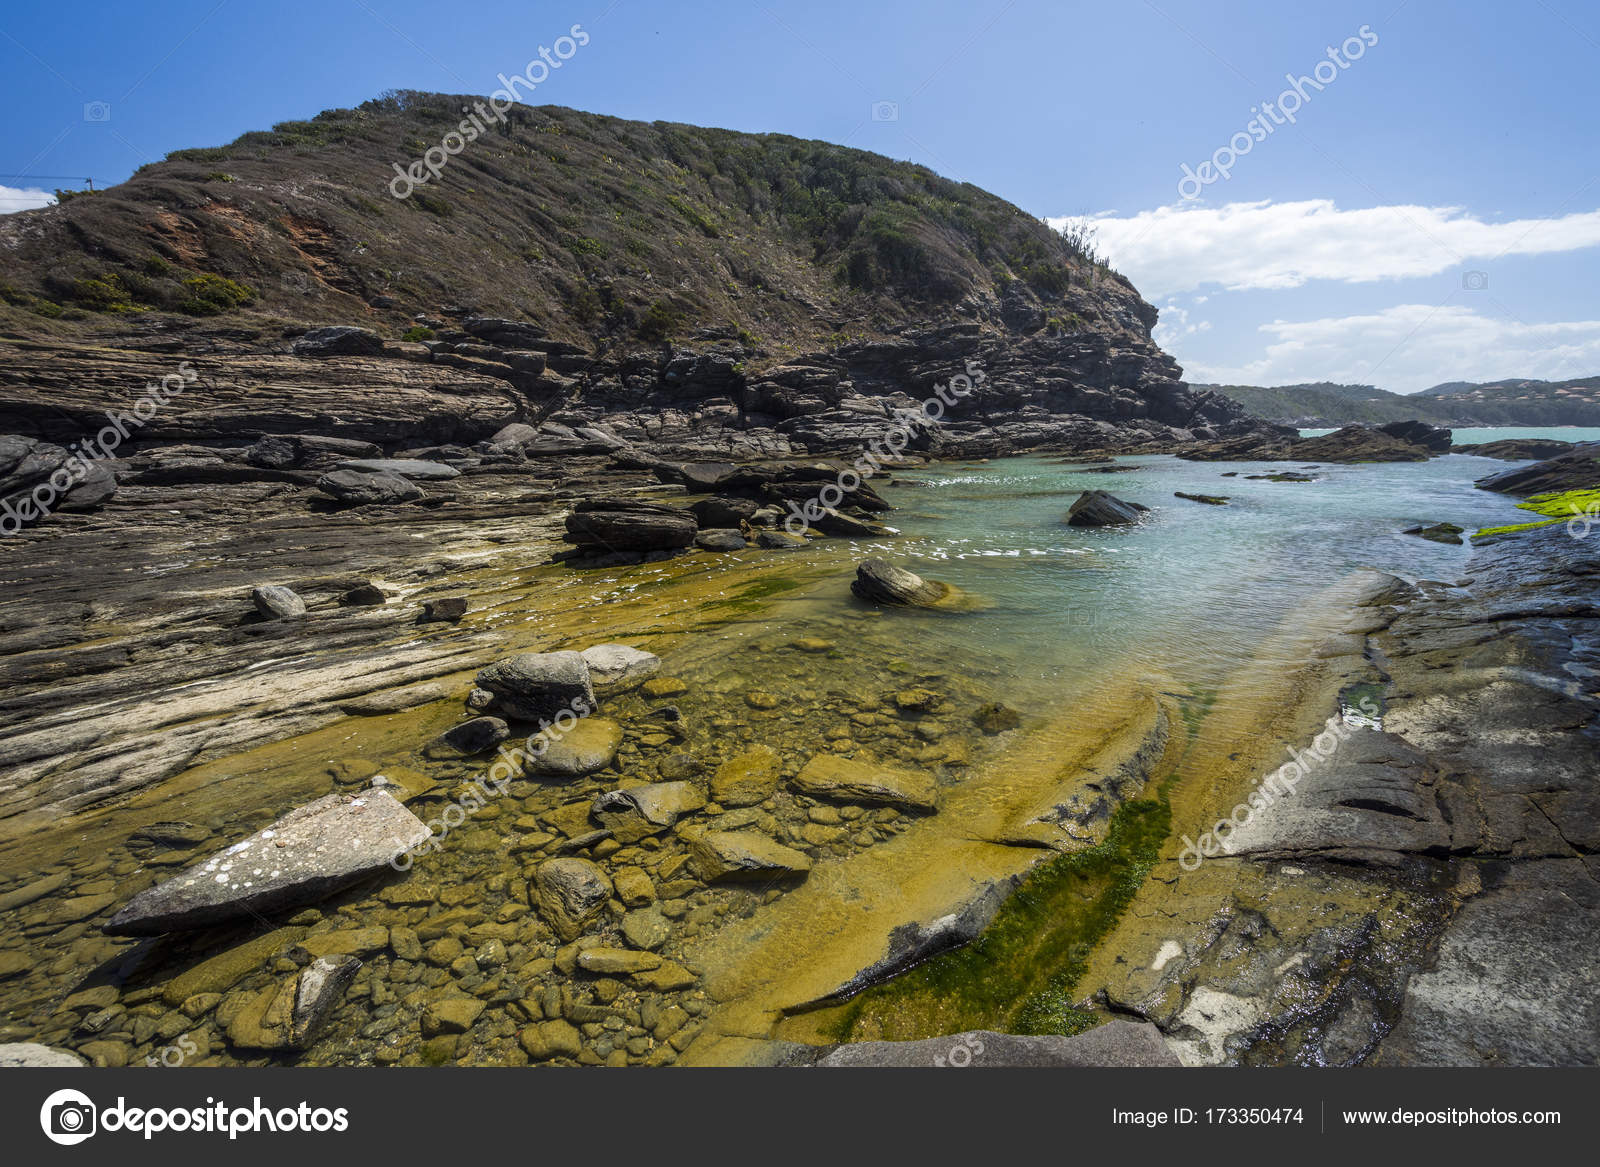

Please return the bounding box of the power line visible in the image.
[0,173,97,181]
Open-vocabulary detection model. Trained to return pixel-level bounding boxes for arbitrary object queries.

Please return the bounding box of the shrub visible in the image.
[635,299,680,342]
[401,325,436,342]
[178,273,255,316]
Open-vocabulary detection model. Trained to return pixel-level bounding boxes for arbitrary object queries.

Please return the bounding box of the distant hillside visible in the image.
[1199,378,1600,428]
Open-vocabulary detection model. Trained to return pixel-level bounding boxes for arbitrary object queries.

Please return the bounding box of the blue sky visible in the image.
[3,0,1597,392]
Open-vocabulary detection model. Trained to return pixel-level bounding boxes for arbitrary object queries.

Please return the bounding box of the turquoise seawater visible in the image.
[737,451,1543,721]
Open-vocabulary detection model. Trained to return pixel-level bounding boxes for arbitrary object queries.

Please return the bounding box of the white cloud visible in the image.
[1051,200,1600,297]
[1152,302,1211,348]
[1181,302,1600,394]
[0,184,56,215]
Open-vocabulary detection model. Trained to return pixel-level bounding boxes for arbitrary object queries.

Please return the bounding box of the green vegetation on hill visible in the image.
[0,92,1124,349]
[1199,379,1600,428]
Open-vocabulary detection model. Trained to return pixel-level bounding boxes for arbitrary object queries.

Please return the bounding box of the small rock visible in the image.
[251,585,307,621]
[421,596,468,623]
[422,716,510,760]
[711,745,782,807]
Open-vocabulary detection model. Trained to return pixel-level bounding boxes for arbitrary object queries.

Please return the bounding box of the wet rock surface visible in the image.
[1086,528,1600,1066]
[105,790,431,935]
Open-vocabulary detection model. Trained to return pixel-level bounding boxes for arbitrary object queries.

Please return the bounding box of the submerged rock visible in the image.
[592,781,705,842]
[687,830,813,882]
[226,954,362,1051]
[1174,491,1229,505]
[1066,490,1148,527]
[422,716,509,760]
[711,746,783,807]
[534,858,612,941]
[792,754,939,811]
[475,650,595,723]
[528,717,623,777]
[1402,522,1465,545]
[104,790,430,935]
[973,702,1021,733]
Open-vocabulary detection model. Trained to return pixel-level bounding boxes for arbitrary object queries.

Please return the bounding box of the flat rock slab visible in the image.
[337,458,461,480]
[814,1022,1180,1067]
[104,790,430,936]
[688,830,813,883]
[0,1042,87,1067]
[792,754,939,811]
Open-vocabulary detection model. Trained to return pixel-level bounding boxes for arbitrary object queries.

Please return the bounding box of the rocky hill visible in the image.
[1199,378,1600,429]
[0,92,1265,477]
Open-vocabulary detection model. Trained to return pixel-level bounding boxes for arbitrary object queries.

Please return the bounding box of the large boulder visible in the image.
[564,500,698,552]
[534,858,612,941]
[792,754,939,811]
[851,558,951,607]
[292,326,386,357]
[316,469,424,505]
[474,651,595,723]
[104,790,431,935]
[1066,490,1148,527]
[579,644,660,694]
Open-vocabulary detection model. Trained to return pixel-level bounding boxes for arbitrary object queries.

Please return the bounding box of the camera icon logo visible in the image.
[871,100,899,122]
[40,1088,97,1146]
[83,101,112,123]
[1462,270,1489,290]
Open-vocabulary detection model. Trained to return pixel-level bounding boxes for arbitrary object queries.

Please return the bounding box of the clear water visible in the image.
[872,453,1526,693]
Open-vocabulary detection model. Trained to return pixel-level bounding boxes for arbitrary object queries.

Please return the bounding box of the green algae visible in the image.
[1475,487,1600,538]
[822,794,1172,1042]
